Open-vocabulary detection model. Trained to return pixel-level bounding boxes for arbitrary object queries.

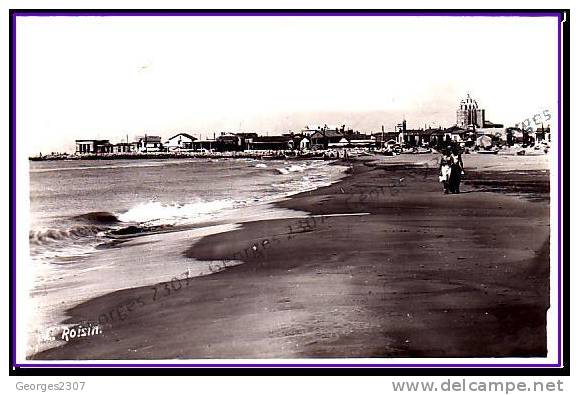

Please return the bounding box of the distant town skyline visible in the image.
[17,16,558,155]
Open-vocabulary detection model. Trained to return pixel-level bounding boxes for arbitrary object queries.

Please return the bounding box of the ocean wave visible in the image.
[30,160,349,255]
[29,225,107,247]
[30,160,190,173]
[73,211,120,224]
[27,160,352,355]
[116,199,235,225]
[276,164,307,174]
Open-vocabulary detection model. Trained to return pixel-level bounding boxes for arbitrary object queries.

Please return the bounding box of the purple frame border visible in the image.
[10,10,564,370]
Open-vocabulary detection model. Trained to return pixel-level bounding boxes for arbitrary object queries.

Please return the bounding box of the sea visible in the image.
[27,157,349,356]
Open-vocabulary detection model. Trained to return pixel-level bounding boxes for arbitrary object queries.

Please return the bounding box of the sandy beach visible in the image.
[32,153,550,359]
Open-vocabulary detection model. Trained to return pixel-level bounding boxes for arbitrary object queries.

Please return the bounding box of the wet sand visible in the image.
[33,154,551,359]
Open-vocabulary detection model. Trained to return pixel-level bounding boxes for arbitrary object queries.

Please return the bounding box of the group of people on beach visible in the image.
[438,146,464,194]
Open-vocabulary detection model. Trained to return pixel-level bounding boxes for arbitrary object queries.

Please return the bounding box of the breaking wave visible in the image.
[276,164,307,174]
[29,225,107,247]
[73,211,120,224]
[29,159,349,263]
[117,199,235,226]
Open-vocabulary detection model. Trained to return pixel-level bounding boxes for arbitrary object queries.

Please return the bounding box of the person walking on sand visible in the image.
[438,148,452,194]
[448,146,464,194]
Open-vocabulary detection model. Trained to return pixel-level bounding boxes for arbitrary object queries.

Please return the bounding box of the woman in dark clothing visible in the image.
[448,147,464,194]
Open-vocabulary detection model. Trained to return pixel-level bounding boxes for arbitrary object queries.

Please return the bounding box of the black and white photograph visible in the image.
[9,9,568,372]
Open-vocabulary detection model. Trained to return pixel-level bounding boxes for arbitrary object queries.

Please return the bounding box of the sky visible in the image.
[16,15,559,155]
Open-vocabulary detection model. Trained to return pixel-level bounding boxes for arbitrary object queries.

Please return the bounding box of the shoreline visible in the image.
[28,149,550,162]
[31,154,550,359]
[29,152,340,161]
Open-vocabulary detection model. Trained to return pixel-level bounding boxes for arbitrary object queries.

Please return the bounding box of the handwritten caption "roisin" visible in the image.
[38,323,102,344]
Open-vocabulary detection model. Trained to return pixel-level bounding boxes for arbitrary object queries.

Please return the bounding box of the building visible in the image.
[392,120,471,148]
[215,133,243,151]
[424,127,448,147]
[373,125,400,148]
[456,94,485,128]
[535,126,551,143]
[135,135,163,152]
[114,142,134,153]
[310,129,345,150]
[278,132,303,151]
[193,139,217,151]
[400,129,433,146]
[443,125,472,145]
[456,94,504,131]
[235,133,259,151]
[300,126,321,137]
[373,132,399,148]
[300,124,353,138]
[165,133,197,150]
[395,120,435,147]
[246,135,292,151]
[346,133,375,147]
[328,136,350,148]
[75,139,113,155]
